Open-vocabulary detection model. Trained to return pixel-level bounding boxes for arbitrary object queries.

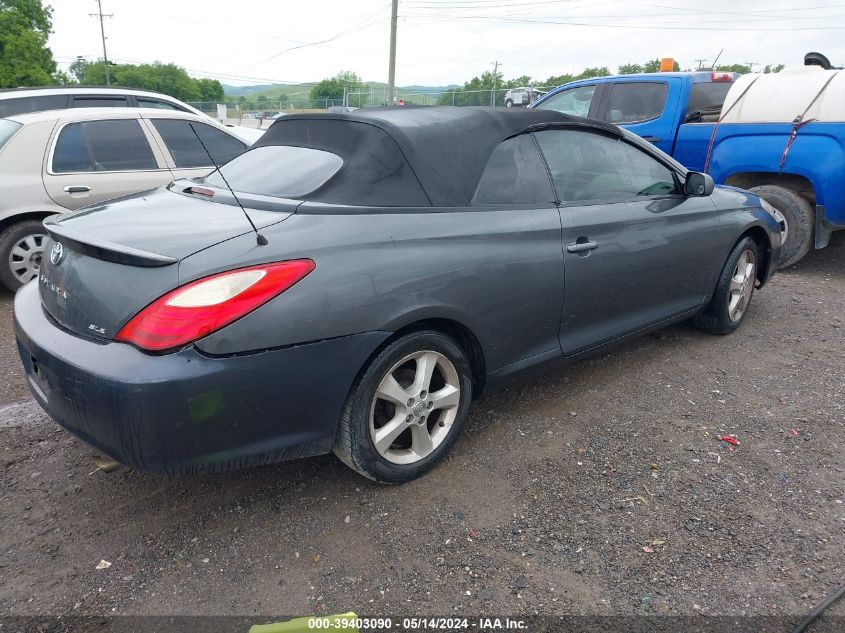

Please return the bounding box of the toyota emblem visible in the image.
[50,242,64,266]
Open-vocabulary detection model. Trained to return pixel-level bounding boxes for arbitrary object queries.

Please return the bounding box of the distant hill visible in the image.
[221,84,281,97]
[402,85,460,93]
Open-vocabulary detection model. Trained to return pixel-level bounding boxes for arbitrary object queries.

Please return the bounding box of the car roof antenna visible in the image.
[188,123,268,246]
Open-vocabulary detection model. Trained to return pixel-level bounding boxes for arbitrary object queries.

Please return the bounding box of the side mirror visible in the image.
[684,171,715,197]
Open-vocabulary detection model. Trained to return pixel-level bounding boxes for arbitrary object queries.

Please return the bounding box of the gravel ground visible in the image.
[0,235,842,628]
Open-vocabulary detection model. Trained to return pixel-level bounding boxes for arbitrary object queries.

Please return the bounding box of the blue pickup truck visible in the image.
[531,65,845,267]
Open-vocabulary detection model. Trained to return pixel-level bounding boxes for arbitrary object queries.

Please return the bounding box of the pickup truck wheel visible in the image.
[0,220,47,292]
[505,99,514,108]
[749,184,814,268]
[693,237,758,335]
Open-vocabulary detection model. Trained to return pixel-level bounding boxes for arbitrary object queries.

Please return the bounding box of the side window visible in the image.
[685,82,733,121]
[533,85,595,117]
[151,119,246,168]
[472,134,554,205]
[0,95,68,117]
[71,96,129,108]
[52,120,158,173]
[137,98,186,111]
[604,82,668,123]
[534,129,678,202]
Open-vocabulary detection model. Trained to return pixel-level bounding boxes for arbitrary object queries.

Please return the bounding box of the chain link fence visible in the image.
[187,86,557,118]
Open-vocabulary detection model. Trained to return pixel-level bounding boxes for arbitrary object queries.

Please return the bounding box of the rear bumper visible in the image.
[14,282,389,474]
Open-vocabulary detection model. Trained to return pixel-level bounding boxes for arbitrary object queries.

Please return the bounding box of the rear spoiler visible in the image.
[44,217,177,268]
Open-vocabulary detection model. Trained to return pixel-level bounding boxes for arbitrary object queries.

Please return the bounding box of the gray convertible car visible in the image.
[14,107,781,483]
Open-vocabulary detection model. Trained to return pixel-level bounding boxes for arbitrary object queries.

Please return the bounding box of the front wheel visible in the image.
[505,99,513,107]
[693,236,759,335]
[0,220,48,292]
[333,330,473,483]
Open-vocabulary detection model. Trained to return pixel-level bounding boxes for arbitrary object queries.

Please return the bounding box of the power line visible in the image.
[399,12,845,30]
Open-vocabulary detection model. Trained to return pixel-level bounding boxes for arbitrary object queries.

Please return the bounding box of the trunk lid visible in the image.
[39,185,296,341]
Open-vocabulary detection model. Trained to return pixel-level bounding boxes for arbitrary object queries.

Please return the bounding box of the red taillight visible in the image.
[115,260,315,352]
[711,72,734,82]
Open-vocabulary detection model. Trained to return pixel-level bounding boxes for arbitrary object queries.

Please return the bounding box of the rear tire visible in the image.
[0,220,48,292]
[693,237,759,335]
[505,99,513,107]
[749,184,814,268]
[333,330,473,484]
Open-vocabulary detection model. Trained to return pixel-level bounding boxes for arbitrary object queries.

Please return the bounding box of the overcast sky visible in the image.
[48,0,844,87]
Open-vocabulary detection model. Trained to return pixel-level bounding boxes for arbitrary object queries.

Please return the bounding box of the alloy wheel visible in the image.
[9,233,46,285]
[728,249,756,322]
[369,350,461,465]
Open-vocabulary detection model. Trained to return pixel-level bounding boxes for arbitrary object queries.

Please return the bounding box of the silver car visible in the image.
[0,108,249,291]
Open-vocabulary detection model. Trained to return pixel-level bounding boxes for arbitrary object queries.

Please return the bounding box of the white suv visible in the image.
[0,108,250,291]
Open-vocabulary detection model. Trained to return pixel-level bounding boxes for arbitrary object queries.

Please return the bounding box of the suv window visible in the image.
[137,98,185,111]
[473,134,554,205]
[533,85,595,117]
[52,119,158,173]
[204,146,342,198]
[604,82,668,124]
[535,129,678,202]
[0,95,68,117]
[71,96,129,108]
[151,120,246,167]
[0,120,21,150]
[685,82,733,122]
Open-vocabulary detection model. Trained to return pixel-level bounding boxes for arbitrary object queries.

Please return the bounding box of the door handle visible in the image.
[642,136,661,143]
[63,185,91,194]
[566,240,599,253]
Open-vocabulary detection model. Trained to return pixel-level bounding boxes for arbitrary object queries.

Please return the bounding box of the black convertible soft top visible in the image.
[255,106,621,207]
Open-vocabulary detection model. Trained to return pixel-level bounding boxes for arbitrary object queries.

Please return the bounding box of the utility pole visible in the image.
[491,60,500,106]
[695,59,708,70]
[387,0,399,106]
[89,0,112,85]
[745,61,757,72]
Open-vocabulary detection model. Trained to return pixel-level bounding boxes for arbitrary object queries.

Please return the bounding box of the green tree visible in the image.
[310,70,364,104]
[196,78,224,102]
[544,67,610,88]
[505,74,534,88]
[68,58,89,82]
[437,69,504,106]
[716,63,751,74]
[763,64,785,74]
[0,0,57,87]
[618,63,644,75]
[77,61,204,101]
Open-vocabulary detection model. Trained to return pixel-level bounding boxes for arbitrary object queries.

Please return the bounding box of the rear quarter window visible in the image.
[685,82,733,121]
[605,82,668,124]
[204,146,343,198]
[0,120,21,151]
[151,119,246,167]
[473,134,555,205]
[0,95,68,117]
[71,96,129,108]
